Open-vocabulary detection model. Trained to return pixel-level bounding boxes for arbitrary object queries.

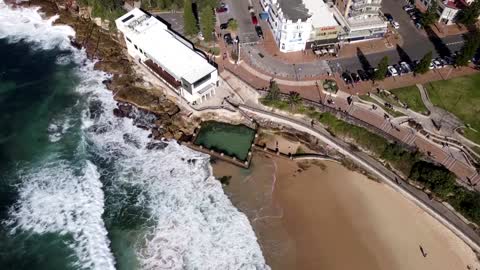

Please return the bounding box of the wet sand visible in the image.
[213,153,480,270]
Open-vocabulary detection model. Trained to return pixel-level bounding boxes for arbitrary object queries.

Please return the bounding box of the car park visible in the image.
[255,26,263,38]
[388,65,399,76]
[351,72,360,83]
[342,72,353,84]
[357,69,369,81]
[391,21,400,29]
[223,33,233,45]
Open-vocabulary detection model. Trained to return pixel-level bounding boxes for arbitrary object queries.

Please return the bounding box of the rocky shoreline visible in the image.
[8,0,201,141]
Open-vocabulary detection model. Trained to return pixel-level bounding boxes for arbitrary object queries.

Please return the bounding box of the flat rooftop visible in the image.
[277,0,310,22]
[115,8,216,84]
[303,0,339,28]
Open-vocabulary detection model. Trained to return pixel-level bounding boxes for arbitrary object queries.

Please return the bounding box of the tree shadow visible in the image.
[424,26,452,57]
[396,44,412,63]
[356,47,371,71]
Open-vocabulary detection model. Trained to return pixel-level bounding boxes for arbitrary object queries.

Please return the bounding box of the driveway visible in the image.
[217,0,260,44]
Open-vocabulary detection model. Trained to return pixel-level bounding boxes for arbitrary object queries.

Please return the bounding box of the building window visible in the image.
[139,48,143,53]
[126,37,131,43]
[134,44,138,50]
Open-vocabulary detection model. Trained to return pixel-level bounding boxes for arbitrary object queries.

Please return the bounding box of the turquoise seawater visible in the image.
[0,3,270,270]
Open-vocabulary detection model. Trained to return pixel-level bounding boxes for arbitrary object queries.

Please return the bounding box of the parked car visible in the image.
[342,72,353,84]
[216,6,228,13]
[384,13,394,22]
[255,25,263,38]
[220,22,229,29]
[388,65,399,76]
[415,22,423,29]
[391,21,400,29]
[443,56,455,65]
[393,64,402,75]
[223,33,233,45]
[251,15,258,25]
[357,69,369,81]
[433,59,443,68]
[400,61,412,73]
[403,4,415,11]
[351,72,360,83]
[429,61,435,69]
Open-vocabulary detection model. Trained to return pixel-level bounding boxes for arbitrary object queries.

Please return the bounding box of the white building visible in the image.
[304,0,341,49]
[115,8,218,104]
[332,0,388,42]
[260,0,313,52]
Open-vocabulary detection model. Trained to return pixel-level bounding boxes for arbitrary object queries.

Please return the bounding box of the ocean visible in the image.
[0,2,269,270]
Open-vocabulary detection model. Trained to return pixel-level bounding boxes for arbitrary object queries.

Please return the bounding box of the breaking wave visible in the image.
[0,1,270,269]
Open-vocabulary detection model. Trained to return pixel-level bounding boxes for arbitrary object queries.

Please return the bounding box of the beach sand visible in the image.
[213,153,480,270]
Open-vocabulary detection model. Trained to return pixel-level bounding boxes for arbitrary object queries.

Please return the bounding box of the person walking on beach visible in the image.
[419,245,427,257]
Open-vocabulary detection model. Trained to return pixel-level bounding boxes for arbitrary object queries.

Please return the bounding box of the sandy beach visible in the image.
[213,153,480,270]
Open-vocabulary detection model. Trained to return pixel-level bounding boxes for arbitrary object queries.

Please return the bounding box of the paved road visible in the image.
[239,103,480,252]
[218,0,260,44]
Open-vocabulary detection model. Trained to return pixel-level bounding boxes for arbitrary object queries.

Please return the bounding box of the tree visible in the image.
[455,31,480,66]
[373,56,389,81]
[288,91,302,109]
[421,0,439,27]
[228,19,238,32]
[183,0,198,36]
[199,6,215,42]
[457,0,480,26]
[415,51,433,74]
[266,80,280,101]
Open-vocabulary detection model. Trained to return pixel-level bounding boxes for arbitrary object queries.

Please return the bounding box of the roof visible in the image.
[277,0,310,21]
[445,0,467,9]
[115,9,216,84]
[303,0,339,28]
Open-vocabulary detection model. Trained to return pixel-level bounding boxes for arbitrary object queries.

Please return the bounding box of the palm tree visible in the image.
[288,91,302,110]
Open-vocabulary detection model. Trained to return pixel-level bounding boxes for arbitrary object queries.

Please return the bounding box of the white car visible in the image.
[429,61,435,70]
[388,65,399,76]
[433,59,443,68]
[391,21,400,29]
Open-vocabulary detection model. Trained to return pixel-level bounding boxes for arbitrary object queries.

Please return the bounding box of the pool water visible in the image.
[194,121,255,161]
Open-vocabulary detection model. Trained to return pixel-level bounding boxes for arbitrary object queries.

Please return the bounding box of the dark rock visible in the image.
[146,141,168,150]
[113,108,124,118]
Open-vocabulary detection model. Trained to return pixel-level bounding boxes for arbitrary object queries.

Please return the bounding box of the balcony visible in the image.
[351,2,381,9]
[143,59,181,89]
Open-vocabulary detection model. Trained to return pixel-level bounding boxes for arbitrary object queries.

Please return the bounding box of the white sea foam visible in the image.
[1,1,270,269]
[1,2,116,270]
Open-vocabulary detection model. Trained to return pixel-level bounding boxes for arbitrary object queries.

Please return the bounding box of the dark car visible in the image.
[341,72,353,84]
[255,25,263,38]
[220,22,229,29]
[384,13,393,22]
[351,72,360,83]
[357,69,369,81]
[223,33,233,45]
[393,64,402,75]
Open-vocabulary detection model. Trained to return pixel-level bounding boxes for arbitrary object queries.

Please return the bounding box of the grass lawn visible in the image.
[389,86,429,114]
[359,95,405,117]
[425,74,480,144]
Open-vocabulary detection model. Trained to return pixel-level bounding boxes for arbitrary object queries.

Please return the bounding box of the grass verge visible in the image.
[390,86,429,114]
[426,74,480,144]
